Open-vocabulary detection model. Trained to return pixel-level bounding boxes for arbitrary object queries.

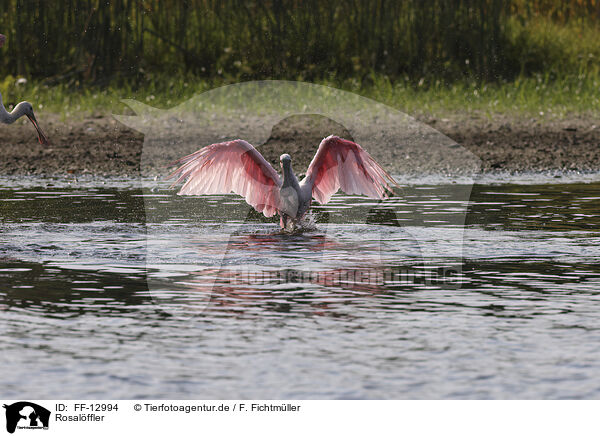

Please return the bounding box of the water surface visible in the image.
[1,180,599,399]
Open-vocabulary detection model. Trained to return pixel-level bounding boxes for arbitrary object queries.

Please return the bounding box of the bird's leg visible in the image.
[279,213,298,232]
[291,218,301,231]
[280,214,289,229]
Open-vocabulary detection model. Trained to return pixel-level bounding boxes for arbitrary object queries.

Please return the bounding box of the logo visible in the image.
[115,81,480,319]
[3,402,50,434]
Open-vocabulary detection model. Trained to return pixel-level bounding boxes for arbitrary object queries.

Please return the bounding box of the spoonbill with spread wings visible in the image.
[169,135,398,229]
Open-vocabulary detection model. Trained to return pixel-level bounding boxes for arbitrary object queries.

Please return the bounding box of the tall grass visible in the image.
[0,0,596,85]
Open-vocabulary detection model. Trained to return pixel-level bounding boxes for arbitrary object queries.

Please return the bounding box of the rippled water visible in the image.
[1,179,600,399]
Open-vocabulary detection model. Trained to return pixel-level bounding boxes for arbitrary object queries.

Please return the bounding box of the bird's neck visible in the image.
[281,162,299,188]
[0,96,27,124]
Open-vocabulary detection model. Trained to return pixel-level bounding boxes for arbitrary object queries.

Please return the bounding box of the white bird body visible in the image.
[278,153,315,228]
[170,135,398,230]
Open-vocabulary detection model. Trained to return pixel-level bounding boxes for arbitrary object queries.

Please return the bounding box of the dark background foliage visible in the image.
[0,0,597,86]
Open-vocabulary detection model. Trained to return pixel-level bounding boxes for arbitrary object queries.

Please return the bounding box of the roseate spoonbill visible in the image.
[169,135,399,230]
[0,33,49,145]
[0,92,49,145]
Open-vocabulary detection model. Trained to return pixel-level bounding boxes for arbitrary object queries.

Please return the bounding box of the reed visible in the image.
[0,0,597,85]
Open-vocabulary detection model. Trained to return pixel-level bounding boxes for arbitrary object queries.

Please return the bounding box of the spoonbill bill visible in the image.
[169,135,398,229]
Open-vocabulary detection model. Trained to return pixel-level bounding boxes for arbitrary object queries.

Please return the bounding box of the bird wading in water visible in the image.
[169,135,398,230]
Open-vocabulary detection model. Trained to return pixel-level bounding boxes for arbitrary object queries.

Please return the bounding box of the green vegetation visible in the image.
[1,73,597,120]
[0,0,597,117]
[2,0,598,81]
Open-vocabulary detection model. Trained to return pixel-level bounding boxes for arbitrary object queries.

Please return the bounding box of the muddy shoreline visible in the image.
[1,112,598,178]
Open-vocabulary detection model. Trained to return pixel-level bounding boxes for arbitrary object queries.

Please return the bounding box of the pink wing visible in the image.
[304,135,398,204]
[169,139,282,217]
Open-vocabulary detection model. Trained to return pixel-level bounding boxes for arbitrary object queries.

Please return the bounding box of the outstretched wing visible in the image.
[169,139,282,217]
[304,135,398,204]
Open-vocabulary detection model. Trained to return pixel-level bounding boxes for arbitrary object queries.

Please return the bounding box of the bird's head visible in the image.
[280,153,291,168]
[20,102,49,146]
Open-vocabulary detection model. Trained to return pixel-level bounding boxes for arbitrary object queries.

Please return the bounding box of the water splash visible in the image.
[300,211,319,230]
[278,211,320,233]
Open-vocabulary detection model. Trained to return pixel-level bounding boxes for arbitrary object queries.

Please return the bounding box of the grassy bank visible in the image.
[1,73,598,121]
